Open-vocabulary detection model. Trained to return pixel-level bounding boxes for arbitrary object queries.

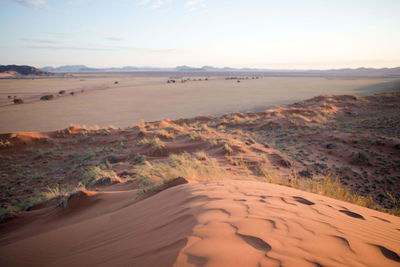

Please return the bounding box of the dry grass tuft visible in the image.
[81,166,121,186]
[137,137,166,155]
[133,153,226,193]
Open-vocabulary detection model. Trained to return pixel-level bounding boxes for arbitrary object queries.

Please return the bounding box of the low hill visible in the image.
[0,65,52,77]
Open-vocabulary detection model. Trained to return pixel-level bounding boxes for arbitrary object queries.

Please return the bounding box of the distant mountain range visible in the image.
[39,65,261,72]
[40,65,400,75]
[1,64,400,77]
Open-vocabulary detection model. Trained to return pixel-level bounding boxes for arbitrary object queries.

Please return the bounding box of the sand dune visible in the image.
[0,180,399,266]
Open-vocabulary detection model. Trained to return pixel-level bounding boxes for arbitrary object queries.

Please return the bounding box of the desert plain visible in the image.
[1,73,399,133]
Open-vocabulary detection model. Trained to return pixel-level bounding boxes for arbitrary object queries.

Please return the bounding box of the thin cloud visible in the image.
[27,44,178,53]
[22,38,59,44]
[47,32,71,39]
[14,0,47,9]
[185,0,205,11]
[136,0,171,9]
[27,45,115,51]
[105,36,125,42]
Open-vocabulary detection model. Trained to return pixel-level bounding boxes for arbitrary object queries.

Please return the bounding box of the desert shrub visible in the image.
[81,166,121,186]
[70,92,75,96]
[13,98,23,104]
[58,90,66,95]
[351,151,369,164]
[40,94,54,101]
[134,154,147,163]
[338,165,352,174]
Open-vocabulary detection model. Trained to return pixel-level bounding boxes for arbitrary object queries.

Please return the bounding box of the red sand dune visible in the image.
[1,179,399,266]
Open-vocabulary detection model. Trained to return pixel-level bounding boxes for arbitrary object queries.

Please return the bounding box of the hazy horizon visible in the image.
[1,0,400,69]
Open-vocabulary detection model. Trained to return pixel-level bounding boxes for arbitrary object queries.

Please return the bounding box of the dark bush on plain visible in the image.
[13,98,24,104]
[40,94,54,101]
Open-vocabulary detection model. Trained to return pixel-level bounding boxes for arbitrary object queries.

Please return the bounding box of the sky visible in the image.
[0,0,399,69]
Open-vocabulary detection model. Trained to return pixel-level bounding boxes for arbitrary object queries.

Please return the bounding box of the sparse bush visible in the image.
[13,98,23,104]
[58,90,66,95]
[134,154,147,163]
[40,94,54,101]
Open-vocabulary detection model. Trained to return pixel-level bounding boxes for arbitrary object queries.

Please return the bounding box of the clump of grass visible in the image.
[41,183,85,208]
[194,151,209,161]
[338,165,352,175]
[133,153,225,192]
[0,139,13,148]
[156,129,174,139]
[81,166,121,186]
[181,130,206,141]
[256,163,385,213]
[254,163,282,183]
[351,151,369,164]
[137,137,166,155]
[201,124,215,134]
[387,192,400,216]
[223,143,233,155]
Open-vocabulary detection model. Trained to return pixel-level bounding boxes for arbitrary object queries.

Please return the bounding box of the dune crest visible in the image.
[0,180,399,266]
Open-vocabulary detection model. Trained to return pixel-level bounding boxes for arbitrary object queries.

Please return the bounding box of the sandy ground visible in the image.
[0,75,398,133]
[0,180,399,266]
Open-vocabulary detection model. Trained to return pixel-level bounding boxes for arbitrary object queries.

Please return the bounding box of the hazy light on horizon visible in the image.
[0,0,399,69]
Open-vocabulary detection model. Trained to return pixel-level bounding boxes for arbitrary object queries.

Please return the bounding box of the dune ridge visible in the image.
[0,180,399,266]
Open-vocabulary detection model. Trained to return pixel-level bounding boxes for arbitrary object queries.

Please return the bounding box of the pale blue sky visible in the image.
[0,0,399,69]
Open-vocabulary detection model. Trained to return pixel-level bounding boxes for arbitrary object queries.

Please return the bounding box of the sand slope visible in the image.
[1,180,399,267]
